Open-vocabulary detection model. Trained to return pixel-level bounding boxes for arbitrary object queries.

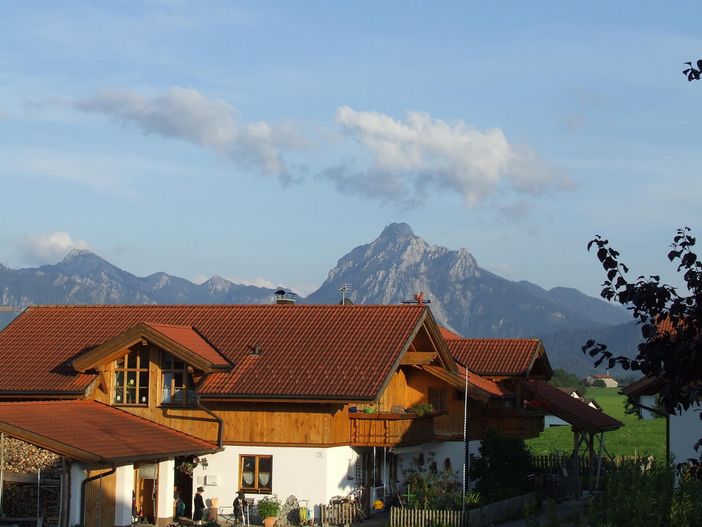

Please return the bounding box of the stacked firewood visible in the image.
[1,436,63,526]
[2,436,62,473]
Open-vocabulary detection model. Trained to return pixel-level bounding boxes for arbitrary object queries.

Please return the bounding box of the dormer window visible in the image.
[114,349,149,405]
[161,353,196,406]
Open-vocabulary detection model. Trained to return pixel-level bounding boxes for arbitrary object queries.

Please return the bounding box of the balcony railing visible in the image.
[349,411,435,447]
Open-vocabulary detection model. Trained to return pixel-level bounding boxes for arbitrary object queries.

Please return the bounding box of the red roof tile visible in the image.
[522,381,622,433]
[141,322,230,368]
[0,400,217,463]
[0,305,426,400]
[446,338,545,376]
[421,365,511,401]
[439,326,463,340]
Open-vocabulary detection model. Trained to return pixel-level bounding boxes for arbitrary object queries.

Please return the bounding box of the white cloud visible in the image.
[18,231,91,265]
[228,276,277,290]
[325,106,572,206]
[72,87,305,182]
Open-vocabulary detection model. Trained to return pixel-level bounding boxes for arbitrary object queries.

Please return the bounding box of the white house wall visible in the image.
[192,445,357,515]
[114,464,134,527]
[670,406,702,464]
[394,440,481,489]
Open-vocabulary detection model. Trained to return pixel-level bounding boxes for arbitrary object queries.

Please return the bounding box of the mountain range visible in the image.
[0,223,640,375]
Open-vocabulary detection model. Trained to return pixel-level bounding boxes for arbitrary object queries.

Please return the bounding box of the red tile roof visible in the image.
[0,400,217,463]
[421,365,512,401]
[0,305,426,400]
[439,326,463,340]
[446,338,546,376]
[522,381,622,433]
[144,323,230,368]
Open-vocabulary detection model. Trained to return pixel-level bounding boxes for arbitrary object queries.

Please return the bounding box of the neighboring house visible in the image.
[586,374,619,388]
[441,329,623,477]
[622,376,700,464]
[0,303,539,527]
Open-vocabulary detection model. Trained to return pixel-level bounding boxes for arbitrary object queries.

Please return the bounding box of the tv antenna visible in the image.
[339,283,352,304]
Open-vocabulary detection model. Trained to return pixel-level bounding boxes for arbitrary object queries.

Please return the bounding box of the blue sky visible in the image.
[1,1,701,297]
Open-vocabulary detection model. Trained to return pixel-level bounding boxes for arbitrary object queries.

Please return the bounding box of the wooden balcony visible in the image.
[349,412,435,447]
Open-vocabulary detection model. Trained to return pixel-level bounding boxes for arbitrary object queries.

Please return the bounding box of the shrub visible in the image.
[588,460,702,527]
[469,428,534,503]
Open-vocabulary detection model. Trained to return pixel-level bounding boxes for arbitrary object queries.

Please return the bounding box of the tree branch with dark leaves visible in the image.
[583,228,702,476]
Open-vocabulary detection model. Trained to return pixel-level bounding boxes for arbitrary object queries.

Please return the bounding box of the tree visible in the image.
[469,428,534,503]
[683,59,702,82]
[549,368,588,394]
[583,228,702,475]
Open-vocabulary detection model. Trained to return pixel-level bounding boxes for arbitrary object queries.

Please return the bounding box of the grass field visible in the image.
[526,387,666,459]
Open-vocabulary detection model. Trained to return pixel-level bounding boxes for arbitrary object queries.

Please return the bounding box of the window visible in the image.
[428,388,448,412]
[239,455,272,493]
[114,349,149,405]
[161,353,196,406]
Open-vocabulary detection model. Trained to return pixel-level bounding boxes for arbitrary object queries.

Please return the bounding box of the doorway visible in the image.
[135,463,158,523]
[174,456,194,518]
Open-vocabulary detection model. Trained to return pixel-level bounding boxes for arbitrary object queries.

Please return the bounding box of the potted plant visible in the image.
[257,495,281,527]
[409,402,434,417]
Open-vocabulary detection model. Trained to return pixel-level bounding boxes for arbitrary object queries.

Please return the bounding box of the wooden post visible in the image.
[36,468,41,521]
[595,432,605,490]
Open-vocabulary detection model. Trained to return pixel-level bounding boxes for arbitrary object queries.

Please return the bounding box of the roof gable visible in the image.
[72,321,231,373]
[446,338,552,378]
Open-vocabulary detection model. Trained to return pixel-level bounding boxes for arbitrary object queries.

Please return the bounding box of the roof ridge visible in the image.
[24,304,425,309]
[143,321,194,329]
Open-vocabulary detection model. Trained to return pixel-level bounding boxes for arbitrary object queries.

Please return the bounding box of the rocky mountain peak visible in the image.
[379,222,415,241]
[56,249,118,275]
[62,248,96,262]
[204,275,232,292]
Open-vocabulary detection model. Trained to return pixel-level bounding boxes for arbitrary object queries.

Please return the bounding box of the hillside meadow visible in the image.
[526,387,666,460]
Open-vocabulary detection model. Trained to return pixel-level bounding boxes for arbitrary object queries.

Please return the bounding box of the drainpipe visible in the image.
[196,395,224,449]
[80,464,116,526]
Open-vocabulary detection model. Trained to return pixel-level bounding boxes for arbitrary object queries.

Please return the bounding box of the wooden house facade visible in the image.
[0,303,559,527]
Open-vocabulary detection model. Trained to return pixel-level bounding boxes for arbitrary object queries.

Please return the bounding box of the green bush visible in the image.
[588,460,702,527]
[470,428,534,503]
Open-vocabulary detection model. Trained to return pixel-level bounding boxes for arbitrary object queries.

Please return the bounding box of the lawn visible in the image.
[526,387,666,460]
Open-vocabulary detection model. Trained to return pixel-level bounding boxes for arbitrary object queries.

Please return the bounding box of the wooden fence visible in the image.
[388,494,535,527]
[320,503,358,526]
[389,507,468,527]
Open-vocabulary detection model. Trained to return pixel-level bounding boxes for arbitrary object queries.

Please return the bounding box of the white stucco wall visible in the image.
[69,463,87,527]
[157,459,175,523]
[394,440,481,490]
[670,406,702,464]
[114,464,135,527]
[192,445,358,515]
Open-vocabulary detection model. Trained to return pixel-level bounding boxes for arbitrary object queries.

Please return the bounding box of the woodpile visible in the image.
[1,435,63,526]
[2,436,62,473]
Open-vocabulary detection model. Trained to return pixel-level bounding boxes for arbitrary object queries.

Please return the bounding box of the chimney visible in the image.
[274,288,296,305]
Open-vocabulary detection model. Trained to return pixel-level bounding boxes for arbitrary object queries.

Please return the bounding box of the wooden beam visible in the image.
[400,352,437,365]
